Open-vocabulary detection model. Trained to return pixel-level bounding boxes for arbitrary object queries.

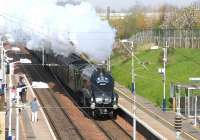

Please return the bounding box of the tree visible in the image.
[160,4,200,29]
[154,4,177,29]
[109,12,147,39]
[109,19,126,39]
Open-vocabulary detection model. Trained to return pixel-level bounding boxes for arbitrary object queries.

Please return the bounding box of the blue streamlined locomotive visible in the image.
[32,50,118,118]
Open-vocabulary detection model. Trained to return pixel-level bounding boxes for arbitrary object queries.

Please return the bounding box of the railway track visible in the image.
[95,119,132,140]
[14,50,134,140]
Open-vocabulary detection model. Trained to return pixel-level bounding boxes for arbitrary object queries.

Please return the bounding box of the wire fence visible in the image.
[130,29,200,49]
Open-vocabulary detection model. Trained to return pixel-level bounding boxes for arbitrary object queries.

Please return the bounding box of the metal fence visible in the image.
[130,29,200,49]
[180,96,200,116]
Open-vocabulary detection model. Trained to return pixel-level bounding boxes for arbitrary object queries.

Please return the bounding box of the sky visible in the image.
[86,0,197,10]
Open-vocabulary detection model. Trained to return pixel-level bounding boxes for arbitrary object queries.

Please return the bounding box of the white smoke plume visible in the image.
[0,0,116,62]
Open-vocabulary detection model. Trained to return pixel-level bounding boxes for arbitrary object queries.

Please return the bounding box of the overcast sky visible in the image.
[86,0,197,10]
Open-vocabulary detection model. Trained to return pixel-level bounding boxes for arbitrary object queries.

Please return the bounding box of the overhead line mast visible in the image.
[107,6,111,72]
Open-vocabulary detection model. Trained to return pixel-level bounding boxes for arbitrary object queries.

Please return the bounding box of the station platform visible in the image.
[5,74,56,140]
[115,82,200,140]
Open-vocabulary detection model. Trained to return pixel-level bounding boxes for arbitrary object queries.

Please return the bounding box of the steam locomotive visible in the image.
[31,49,118,118]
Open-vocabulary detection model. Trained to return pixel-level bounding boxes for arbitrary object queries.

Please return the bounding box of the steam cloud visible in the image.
[0,0,116,62]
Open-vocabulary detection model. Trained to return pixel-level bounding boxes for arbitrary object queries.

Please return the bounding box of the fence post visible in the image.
[192,29,194,48]
[198,30,200,48]
[179,29,181,48]
[174,29,175,48]
[185,30,187,48]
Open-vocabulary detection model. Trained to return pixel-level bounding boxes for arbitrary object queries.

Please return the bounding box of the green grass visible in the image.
[111,48,200,107]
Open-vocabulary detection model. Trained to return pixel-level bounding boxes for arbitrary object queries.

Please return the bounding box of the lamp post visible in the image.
[8,61,19,139]
[8,62,13,138]
[120,39,136,140]
[8,61,18,139]
[3,47,20,139]
[162,41,168,112]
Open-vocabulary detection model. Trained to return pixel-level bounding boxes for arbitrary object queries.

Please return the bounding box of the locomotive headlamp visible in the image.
[90,97,94,102]
[113,104,118,110]
[90,103,96,109]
